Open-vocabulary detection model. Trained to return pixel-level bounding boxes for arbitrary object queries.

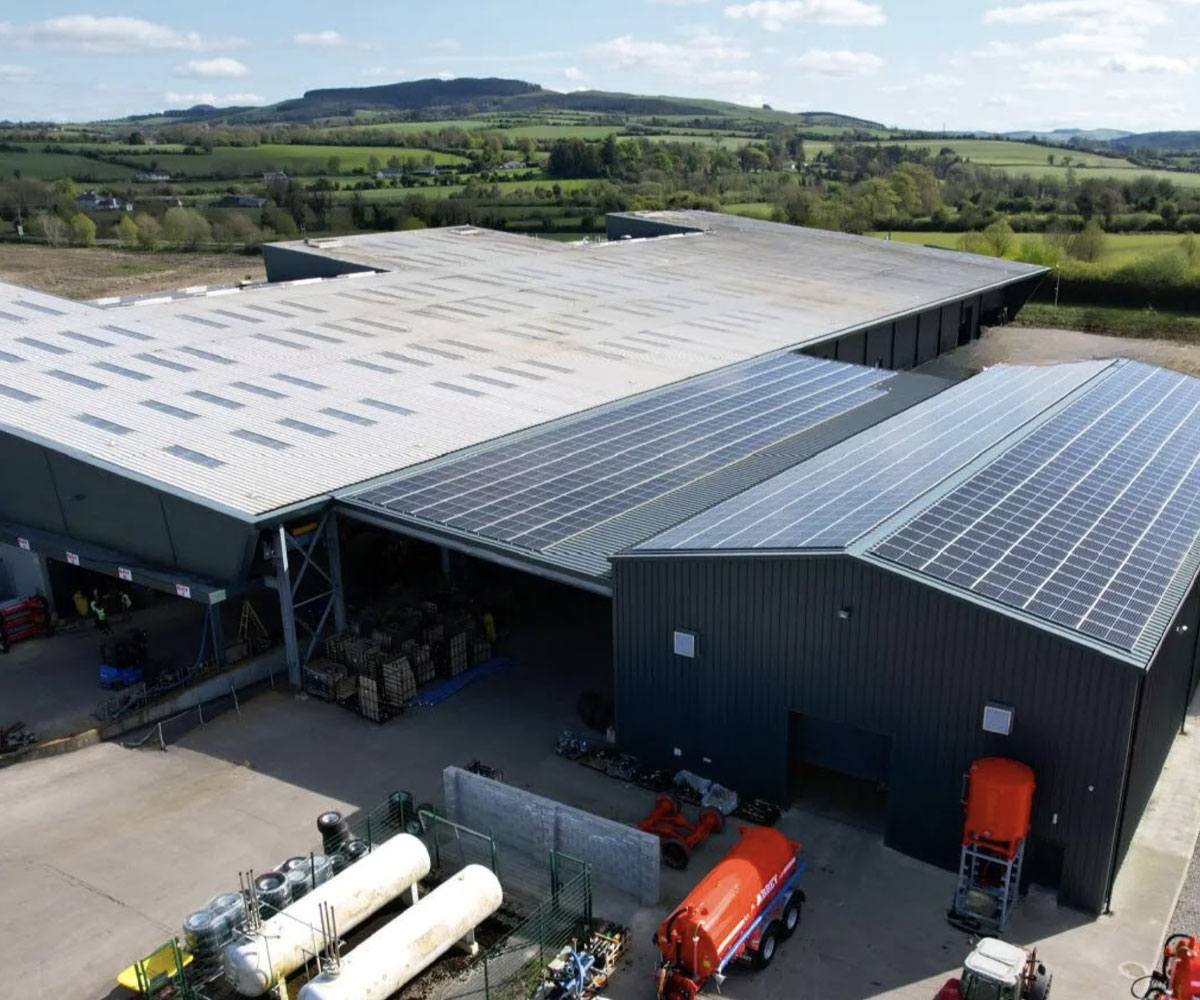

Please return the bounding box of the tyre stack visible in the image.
[318,810,352,870]
[253,871,292,919]
[182,894,242,981]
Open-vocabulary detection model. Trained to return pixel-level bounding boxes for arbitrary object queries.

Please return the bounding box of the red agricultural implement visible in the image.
[1139,935,1200,1000]
[638,793,724,870]
[654,825,805,1000]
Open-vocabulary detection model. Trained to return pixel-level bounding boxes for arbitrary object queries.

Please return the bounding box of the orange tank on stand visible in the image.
[962,758,1036,858]
[949,757,1035,935]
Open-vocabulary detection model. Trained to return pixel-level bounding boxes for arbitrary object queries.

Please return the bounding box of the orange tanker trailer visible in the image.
[654,825,805,1000]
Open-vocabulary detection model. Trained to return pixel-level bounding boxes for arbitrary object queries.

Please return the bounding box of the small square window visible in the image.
[982,703,1014,736]
[673,629,697,659]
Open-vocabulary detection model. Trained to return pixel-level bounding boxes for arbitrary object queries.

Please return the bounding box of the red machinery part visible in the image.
[656,825,801,997]
[638,794,726,870]
[963,757,1035,858]
[1162,935,1200,1000]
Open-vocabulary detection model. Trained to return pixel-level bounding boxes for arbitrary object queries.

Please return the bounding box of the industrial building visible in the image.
[0,211,1194,916]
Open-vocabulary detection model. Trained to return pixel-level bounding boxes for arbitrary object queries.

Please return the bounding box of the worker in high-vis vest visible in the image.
[90,590,111,634]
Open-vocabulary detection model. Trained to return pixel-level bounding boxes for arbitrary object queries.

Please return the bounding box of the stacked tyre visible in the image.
[253,871,292,918]
[317,810,351,854]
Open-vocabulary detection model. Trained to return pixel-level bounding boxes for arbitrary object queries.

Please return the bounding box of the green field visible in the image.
[144,144,468,175]
[723,202,775,219]
[333,177,592,202]
[0,150,138,180]
[867,230,1188,266]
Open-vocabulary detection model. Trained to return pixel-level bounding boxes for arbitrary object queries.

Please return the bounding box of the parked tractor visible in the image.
[936,938,1051,1000]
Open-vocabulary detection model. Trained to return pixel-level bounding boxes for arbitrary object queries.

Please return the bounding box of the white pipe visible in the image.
[225,833,431,996]
[298,864,503,1000]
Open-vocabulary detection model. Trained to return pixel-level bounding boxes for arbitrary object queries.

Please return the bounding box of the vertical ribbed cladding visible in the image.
[612,552,1138,913]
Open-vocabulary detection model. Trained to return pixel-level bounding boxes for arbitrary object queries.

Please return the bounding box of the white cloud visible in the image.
[650,0,712,5]
[175,57,248,78]
[1033,31,1144,52]
[0,15,233,53]
[881,72,965,92]
[291,30,349,47]
[563,66,588,81]
[983,94,1017,106]
[724,0,886,30]
[970,40,1023,57]
[0,63,35,81]
[1102,52,1195,71]
[360,66,409,78]
[437,71,454,81]
[587,31,764,87]
[790,47,884,75]
[164,91,266,107]
[429,39,460,50]
[983,0,1168,28]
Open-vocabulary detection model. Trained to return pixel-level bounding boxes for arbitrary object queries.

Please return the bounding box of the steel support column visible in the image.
[325,512,348,634]
[272,525,302,688]
[269,514,346,689]
[209,601,226,669]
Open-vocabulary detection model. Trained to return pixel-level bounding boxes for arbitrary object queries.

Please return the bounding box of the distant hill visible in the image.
[1000,128,1132,143]
[1110,131,1200,152]
[112,77,885,129]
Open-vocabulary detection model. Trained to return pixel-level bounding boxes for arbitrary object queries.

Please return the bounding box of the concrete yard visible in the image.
[2,591,1196,1000]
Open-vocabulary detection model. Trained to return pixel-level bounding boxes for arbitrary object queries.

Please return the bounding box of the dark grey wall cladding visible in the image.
[0,431,257,582]
[612,553,1138,913]
[605,215,704,240]
[261,244,377,283]
[1119,575,1200,867]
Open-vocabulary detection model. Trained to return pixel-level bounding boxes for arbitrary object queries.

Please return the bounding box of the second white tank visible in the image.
[298,864,503,1000]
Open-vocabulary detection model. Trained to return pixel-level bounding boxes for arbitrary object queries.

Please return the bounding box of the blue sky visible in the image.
[1,0,1197,131]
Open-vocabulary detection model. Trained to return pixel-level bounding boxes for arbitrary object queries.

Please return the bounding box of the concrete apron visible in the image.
[0,649,285,770]
[1007,689,1200,998]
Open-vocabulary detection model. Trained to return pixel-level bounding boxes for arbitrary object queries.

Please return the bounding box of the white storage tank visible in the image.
[298,864,503,1000]
[225,833,431,997]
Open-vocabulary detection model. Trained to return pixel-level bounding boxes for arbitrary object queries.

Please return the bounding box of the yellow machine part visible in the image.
[116,947,193,993]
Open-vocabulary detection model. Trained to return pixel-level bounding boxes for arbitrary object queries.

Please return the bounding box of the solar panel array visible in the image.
[871,361,1200,652]
[349,353,890,551]
[642,361,1108,551]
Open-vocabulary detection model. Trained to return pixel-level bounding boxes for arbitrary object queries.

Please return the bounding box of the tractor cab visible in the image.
[936,938,1050,1000]
[961,939,1026,1000]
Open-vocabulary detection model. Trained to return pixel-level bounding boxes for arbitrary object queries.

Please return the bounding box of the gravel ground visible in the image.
[1171,831,1200,938]
[0,243,264,300]
[922,325,1200,379]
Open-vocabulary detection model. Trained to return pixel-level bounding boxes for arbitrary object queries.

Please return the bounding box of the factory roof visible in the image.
[0,212,1042,520]
[637,358,1200,668]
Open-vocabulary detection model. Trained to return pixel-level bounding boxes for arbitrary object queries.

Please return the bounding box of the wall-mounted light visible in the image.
[1177,624,1190,635]
[673,629,697,658]
[982,702,1014,736]
[837,606,853,621]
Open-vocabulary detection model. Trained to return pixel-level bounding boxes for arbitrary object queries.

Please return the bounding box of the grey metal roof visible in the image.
[0,212,1043,519]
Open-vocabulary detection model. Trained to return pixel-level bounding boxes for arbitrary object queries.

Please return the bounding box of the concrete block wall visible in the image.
[443,766,660,905]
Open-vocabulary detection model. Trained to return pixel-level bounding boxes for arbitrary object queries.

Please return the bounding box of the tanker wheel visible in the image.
[661,837,691,870]
[752,922,780,970]
[699,806,725,834]
[779,896,803,939]
[1028,968,1052,1000]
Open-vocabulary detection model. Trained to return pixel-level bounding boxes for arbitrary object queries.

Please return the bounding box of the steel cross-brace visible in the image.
[270,511,348,687]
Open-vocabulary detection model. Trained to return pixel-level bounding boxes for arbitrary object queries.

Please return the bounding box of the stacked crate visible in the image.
[447,632,470,676]
[471,637,493,666]
[380,656,418,709]
[402,639,436,684]
[302,659,347,702]
[357,674,386,722]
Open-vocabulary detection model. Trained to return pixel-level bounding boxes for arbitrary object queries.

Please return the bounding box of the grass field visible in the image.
[332,177,593,202]
[866,230,1190,266]
[143,144,469,175]
[0,151,138,181]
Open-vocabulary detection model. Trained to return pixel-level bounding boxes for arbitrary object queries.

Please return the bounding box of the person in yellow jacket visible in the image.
[90,589,111,634]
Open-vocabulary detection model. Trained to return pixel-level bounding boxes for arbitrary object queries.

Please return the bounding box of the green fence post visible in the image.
[489,833,497,876]
[537,904,545,969]
[483,950,490,1000]
[366,815,373,850]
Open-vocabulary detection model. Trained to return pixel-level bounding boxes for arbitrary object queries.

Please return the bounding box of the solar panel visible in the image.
[871,361,1200,653]
[643,362,1108,552]
[349,353,889,551]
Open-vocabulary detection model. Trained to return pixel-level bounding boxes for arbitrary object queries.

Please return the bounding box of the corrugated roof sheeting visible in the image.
[0,215,1043,518]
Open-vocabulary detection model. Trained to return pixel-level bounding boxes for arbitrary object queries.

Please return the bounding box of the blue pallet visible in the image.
[412,657,513,707]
